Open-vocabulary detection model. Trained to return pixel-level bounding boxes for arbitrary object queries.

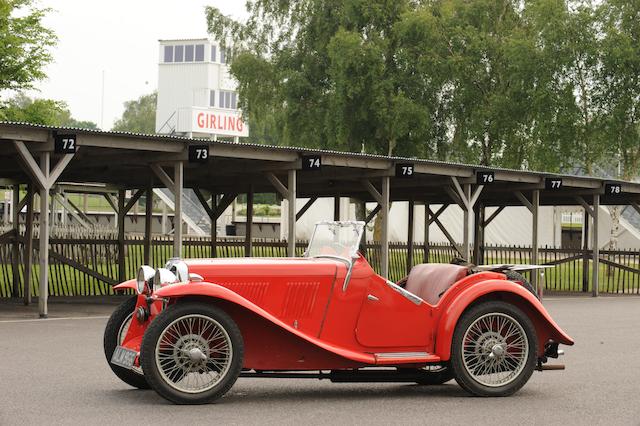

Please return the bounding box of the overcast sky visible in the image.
[26,0,248,129]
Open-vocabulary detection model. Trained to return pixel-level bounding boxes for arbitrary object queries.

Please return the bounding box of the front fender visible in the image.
[434,279,574,360]
[113,279,136,291]
[153,282,376,365]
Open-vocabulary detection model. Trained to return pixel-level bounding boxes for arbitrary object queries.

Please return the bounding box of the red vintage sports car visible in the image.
[104,221,573,404]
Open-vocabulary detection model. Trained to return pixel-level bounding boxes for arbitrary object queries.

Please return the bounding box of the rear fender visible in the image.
[153,282,376,365]
[435,279,574,360]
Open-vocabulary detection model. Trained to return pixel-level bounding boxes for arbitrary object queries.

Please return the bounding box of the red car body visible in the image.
[114,255,573,372]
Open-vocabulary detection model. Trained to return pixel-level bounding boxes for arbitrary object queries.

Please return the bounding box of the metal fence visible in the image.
[0,233,638,297]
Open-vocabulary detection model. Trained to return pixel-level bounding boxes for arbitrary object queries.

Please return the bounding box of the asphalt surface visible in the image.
[0,296,639,426]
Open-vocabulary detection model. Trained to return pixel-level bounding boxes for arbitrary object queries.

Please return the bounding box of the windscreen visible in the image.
[305,221,365,259]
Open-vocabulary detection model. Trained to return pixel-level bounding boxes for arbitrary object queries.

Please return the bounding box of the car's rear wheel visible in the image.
[103,296,150,389]
[451,301,537,396]
[140,302,244,404]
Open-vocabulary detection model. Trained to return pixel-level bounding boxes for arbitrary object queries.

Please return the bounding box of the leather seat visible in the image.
[404,264,468,305]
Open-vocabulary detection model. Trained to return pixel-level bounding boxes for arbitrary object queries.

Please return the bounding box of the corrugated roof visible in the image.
[0,120,634,185]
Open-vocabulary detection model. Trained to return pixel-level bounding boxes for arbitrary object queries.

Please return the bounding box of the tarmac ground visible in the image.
[0,295,638,425]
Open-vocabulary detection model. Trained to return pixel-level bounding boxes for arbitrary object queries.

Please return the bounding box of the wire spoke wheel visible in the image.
[117,313,133,345]
[461,312,529,388]
[155,314,233,394]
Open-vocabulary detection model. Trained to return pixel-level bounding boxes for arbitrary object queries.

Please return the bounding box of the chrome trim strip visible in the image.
[375,352,429,359]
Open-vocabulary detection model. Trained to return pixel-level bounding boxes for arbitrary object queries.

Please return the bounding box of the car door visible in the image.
[355,275,433,348]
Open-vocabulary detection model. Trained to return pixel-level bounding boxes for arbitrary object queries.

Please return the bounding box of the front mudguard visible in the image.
[434,279,574,361]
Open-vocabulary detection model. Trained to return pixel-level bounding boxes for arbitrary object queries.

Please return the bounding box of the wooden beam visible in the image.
[213,193,237,219]
[117,189,126,281]
[38,152,50,317]
[173,162,183,257]
[151,164,174,192]
[193,188,215,218]
[427,204,448,225]
[11,185,20,298]
[531,190,540,294]
[245,186,254,257]
[365,204,381,224]
[53,194,90,229]
[333,196,340,221]
[514,191,533,213]
[266,172,289,198]
[49,251,117,285]
[361,180,383,205]
[483,206,505,227]
[592,194,599,297]
[428,206,463,256]
[295,196,318,221]
[287,170,297,257]
[381,176,390,279]
[210,194,217,258]
[144,187,153,265]
[13,141,48,189]
[575,196,594,217]
[23,185,34,305]
[47,153,75,186]
[123,189,144,215]
[407,200,415,275]
[103,193,118,213]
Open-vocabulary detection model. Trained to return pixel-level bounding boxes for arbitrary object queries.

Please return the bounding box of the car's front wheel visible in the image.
[140,302,244,404]
[450,301,537,396]
[103,296,150,389]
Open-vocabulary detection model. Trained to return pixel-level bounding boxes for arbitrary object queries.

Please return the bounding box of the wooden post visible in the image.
[473,204,482,265]
[245,187,254,257]
[356,199,367,257]
[38,152,50,318]
[531,190,540,292]
[173,162,183,258]
[462,183,472,262]
[23,185,34,305]
[143,187,153,265]
[592,194,599,297]
[582,206,589,292]
[424,203,430,263]
[211,193,217,258]
[287,170,296,257]
[381,176,390,279]
[117,189,126,282]
[407,199,414,275]
[333,195,340,221]
[11,185,20,298]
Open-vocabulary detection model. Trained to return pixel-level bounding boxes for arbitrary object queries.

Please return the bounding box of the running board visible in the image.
[374,352,440,365]
[239,369,428,383]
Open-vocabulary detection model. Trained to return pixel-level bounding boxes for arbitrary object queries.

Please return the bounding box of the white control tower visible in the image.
[155,38,248,139]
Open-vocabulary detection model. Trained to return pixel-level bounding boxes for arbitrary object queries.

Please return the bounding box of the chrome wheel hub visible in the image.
[462,312,529,387]
[155,314,233,393]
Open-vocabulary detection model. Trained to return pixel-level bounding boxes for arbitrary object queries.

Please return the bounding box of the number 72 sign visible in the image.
[54,134,77,153]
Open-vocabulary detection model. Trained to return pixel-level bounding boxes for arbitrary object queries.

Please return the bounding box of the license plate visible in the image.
[111,346,137,370]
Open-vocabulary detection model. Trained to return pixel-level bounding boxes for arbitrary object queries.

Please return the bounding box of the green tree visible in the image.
[207,1,444,157]
[112,92,157,134]
[0,0,56,94]
[0,94,97,128]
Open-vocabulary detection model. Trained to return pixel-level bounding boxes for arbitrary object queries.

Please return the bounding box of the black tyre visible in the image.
[103,296,150,389]
[140,302,244,404]
[504,270,539,299]
[400,365,454,385]
[451,301,537,397]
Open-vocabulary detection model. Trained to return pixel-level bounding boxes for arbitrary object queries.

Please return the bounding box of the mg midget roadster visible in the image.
[104,221,573,404]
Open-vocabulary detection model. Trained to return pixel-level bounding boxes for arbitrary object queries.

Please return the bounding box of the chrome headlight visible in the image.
[154,267,178,288]
[164,258,189,282]
[136,265,155,295]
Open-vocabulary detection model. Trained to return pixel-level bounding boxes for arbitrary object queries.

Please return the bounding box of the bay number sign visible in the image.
[395,163,414,178]
[188,145,209,163]
[302,154,322,171]
[54,134,77,154]
[477,171,495,184]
